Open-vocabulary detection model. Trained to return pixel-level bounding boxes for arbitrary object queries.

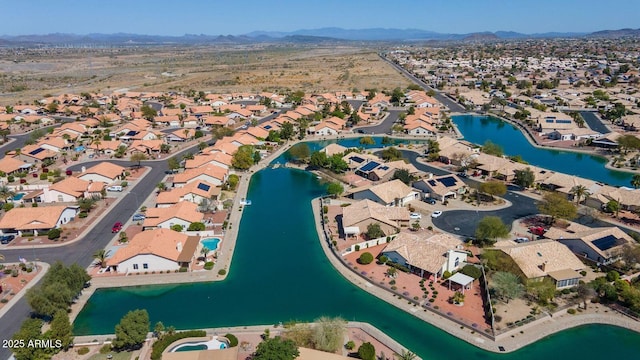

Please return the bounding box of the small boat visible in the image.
[240,199,252,206]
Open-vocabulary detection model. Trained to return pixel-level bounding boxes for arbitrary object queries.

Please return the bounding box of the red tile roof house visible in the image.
[172,165,228,187]
[142,201,204,230]
[78,162,126,184]
[87,140,126,155]
[166,128,196,142]
[185,152,233,170]
[106,228,201,273]
[43,176,106,203]
[0,205,78,237]
[0,157,32,176]
[156,180,220,208]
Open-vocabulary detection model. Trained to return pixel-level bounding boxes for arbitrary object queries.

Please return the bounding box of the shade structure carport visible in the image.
[448,272,474,294]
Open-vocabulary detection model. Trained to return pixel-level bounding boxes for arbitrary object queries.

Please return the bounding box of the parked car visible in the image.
[457,172,468,178]
[106,186,123,192]
[431,211,443,218]
[132,213,146,221]
[409,213,422,219]
[112,222,123,233]
[424,198,437,205]
[164,169,178,174]
[514,237,530,243]
[0,235,16,244]
[529,226,546,236]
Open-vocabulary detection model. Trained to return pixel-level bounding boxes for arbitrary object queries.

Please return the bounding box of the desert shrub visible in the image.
[47,228,61,240]
[345,340,355,350]
[358,252,374,265]
[76,347,90,355]
[204,262,214,270]
[460,264,482,279]
[224,333,238,347]
[567,308,577,315]
[218,269,227,276]
[100,344,112,354]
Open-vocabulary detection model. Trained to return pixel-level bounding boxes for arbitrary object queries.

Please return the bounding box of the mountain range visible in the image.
[0,27,637,46]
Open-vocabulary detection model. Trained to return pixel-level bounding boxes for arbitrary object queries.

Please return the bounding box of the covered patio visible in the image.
[447,272,474,294]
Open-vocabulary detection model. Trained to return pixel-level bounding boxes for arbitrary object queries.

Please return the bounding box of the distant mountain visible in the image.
[0,27,637,47]
[587,28,640,38]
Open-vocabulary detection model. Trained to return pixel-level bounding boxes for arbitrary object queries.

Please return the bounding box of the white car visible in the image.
[106,185,123,192]
[409,213,422,219]
[431,210,443,218]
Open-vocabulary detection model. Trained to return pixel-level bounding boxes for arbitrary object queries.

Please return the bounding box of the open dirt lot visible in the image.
[0,45,409,105]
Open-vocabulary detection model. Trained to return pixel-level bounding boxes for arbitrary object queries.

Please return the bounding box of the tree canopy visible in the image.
[491,271,525,303]
[479,181,507,200]
[475,216,509,246]
[380,146,403,161]
[392,168,414,185]
[538,192,577,224]
[26,261,90,318]
[253,336,299,360]
[289,143,311,162]
[357,342,376,360]
[327,182,344,198]
[366,223,385,239]
[482,140,504,156]
[232,145,256,170]
[140,105,157,120]
[514,167,535,188]
[113,309,150,350]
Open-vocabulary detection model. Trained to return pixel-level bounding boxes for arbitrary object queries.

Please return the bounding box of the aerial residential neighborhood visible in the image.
[1,2,640,360]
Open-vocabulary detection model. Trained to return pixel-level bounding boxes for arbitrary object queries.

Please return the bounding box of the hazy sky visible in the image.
[4,0,639,36]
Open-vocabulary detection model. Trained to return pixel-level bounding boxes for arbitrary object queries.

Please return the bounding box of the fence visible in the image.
[341,235,397,256]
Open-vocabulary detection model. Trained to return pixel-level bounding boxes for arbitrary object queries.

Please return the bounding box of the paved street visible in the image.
[356,110,403,134]
[0,144,200,360]
[379,54,467,113]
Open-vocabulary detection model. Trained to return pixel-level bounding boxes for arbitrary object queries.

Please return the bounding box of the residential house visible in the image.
[156,180,220,208]
[0,205,78,237]
[0,157,32,175]
[320,144,348,157]
[382,232,467,279]
[142,201,204,230]
[544,224,635,265]
[167,128,196,142]
[106,228,200,273]
[340,199,410,237]
[497,240,584,288]
[78,162,126,184]
[172,165,228,187]
[130,139,164,156]
[413,174,467,202]
[43,176,103,203]
[185,152,233,170]
[349,179,419,206]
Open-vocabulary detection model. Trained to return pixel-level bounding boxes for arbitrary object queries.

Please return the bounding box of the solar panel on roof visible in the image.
[379,166,389,171]
[264,125,272,130]
[126,130,138,136]
[197,183,211,191]
[427,180,436,186]
[437,176,458,187]
[350,156,365,164]
[29,148,45,155]
[592,234,623,251]
[360,161,380,172]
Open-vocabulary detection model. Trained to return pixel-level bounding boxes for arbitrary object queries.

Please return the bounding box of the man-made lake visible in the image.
[452,114,632,187]
[74,164,640,359]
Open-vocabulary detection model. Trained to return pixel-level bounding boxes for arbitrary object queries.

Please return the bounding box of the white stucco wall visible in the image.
[79,173,115,184]
[116,254,180,274]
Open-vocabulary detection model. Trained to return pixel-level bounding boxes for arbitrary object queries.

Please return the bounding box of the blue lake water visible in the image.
[452,115,632,187]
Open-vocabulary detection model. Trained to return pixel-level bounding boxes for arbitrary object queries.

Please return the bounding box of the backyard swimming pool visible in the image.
[171,338,228,352]
[200,237,220,252]
[12,193,25,201]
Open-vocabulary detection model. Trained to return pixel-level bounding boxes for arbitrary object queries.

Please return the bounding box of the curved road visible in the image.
[396,150,539,237]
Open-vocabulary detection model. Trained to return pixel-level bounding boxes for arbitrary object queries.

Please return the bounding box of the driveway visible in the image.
[356,110,403,134]
[580,111,610,134]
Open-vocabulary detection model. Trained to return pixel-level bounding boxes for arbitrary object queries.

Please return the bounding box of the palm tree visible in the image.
[631,174,640,189]
[93,249,107,268]
[77,197,97,213]
[569,185,591,204]
[386,267,397,279]
[91,138,102,155]
[200,246,210,261]
[396,350,417,360]
[0,185,15,204]
[183,129,190,141]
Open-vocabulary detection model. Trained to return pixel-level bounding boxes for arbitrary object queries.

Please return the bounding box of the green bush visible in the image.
[187,222,205,231]
[3,203,14,212]
[204,262,214,270]
[76,347,90,355]
[170,224,184,232]
[345,340,355,350]
[606,271,620,282]
[567,308,577,315]
[358,252,374,265]
[179,267,188,272]
[460,264,482,279]
[151,330,207,360]
[357,342,376,360]
[580,270,587,276]
[218,269,227,276]
[39,173,48,180]
[443,270,452,279]
[355,245,360,251]
[47,228,61,240]
[224,333,238,347]
[78,212,88,218]
[100,344,112,354]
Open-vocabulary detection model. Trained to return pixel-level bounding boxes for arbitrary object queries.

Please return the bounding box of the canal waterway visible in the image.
[452,115,632,187]
[74,160,640,359]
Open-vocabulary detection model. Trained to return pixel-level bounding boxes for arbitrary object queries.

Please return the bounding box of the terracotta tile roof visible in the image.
[320,144,348,156]
[185,152,233,169]
[0,157,30,174]
[545,225,634,260]
[171,128,196,140]
[244,126,269,140]
[498,240,585,279]
[143,201,204,227]
[173,165,228,185]
[0,205,74,230]
[156,180,220,205]
[106,228,197,265]
[383,232,462,274]
[81,162,126,181]
[88,140,125,151]
[342,199,409,229]
[203,115,232,126]
[50,176,92,198]
[368,179,415,204]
